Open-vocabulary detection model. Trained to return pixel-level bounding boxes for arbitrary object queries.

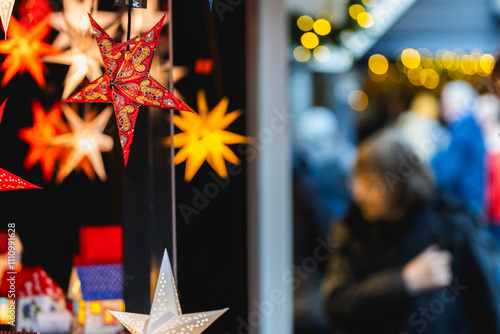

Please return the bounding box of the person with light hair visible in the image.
[432,80,486,216]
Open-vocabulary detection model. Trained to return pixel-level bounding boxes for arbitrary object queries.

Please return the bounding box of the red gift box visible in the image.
[74,226,122,266]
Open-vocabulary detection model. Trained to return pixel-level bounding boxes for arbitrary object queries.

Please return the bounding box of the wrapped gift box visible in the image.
[68,226,124,334]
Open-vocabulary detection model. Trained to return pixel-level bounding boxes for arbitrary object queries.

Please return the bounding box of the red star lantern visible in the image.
[66,14,192,166]
[0,100,41,191]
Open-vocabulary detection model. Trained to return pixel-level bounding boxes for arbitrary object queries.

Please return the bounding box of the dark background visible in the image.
[0,0,247,333]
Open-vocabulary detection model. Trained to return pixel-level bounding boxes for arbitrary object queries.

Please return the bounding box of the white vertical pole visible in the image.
[247,0,293,333]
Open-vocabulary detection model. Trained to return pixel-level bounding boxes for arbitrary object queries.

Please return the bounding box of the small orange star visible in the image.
[0,16,60,87]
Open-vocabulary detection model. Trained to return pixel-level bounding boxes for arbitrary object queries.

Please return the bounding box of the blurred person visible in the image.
[293,106,356,237]
[321,129,500,334]
[475,94,500,242]
[293,106,356,334]
[395,91,450,164]
[432,81,486,216]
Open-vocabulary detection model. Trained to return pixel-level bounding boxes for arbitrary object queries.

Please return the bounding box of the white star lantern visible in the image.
[49,105,114,183]
[109,249,228,334]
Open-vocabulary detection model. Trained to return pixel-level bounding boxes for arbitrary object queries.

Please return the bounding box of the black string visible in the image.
[127,0,132,48]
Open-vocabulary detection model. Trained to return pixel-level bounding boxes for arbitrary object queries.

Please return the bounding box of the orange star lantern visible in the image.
[18,101,68,182]
[18,101,106,183]
[66,14,191,166]
[165,90,248,182]
[0,100,41,191]
[0,16,60,87]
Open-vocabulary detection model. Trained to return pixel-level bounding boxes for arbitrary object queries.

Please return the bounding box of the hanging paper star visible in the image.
[47,0,120,99]
[17,101,67,182]
[0,16,60,87]
[109,249,227,334]
[0,99,41,191]
[165,90,248,182]
[0,0,15,37]
[49,0,118,50]
[49,105,113,183]
[43,24,107,99]
[66,14,192,166]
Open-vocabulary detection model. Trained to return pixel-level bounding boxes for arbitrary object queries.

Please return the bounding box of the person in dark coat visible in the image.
[321,129,500,334]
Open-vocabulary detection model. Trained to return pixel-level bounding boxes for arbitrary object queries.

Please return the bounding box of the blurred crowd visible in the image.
[293,80,500,334]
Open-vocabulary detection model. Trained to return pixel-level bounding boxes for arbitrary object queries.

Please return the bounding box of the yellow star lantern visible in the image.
[166,90,248,182]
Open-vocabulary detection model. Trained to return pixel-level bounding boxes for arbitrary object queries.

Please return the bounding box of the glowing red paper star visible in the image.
[66,14,192,166]
[0,99,41,191]
[0,16,60,87]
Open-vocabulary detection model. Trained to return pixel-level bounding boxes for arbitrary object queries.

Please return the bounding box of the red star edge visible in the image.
[0,100,41,191]
[66,14,192,166]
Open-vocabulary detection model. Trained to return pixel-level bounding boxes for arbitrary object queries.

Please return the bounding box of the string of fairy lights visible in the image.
[291,3,497,112]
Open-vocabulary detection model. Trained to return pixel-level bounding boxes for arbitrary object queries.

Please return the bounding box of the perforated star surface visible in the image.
[66,14,192,166]
[0,99,41,191]
[109,249,228,334]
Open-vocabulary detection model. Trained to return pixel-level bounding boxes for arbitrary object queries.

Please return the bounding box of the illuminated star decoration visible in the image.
[46,0,119,99]
[49,105,113,184]
[0,16,60,87]
[66,14,192,166]
[166,90,248,182]
[0,99,41,191]
[17,100,68,182]
[209,0,213,11]
[109,249,228,334]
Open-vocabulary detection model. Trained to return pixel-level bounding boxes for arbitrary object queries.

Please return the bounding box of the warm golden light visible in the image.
[297,15,314,31]
[90,301,102,315]
[407,67,423,86]
[401,48,421,69]
[348,90,369,111]
[441,51,459,70]
[349,4,365,19]
[368,54,389,75]
[480,54,495,74]
[313,46,331,62]
[460,55,476,75]
[294,45,311,62]
[301,32,319,49]
[313,19,331,36]
[421,68,440,89]
[357,12,374,28]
